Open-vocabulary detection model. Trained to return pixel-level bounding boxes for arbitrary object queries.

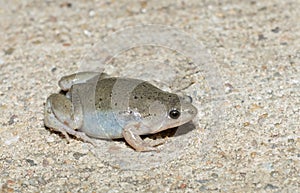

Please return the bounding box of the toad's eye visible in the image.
[169,109,181,119]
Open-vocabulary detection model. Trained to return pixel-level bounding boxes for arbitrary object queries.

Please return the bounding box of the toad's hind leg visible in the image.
[44,94,98,145]
[58,71,109,91]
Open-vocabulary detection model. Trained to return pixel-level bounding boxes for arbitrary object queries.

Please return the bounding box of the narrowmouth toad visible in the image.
[44,72,197,151]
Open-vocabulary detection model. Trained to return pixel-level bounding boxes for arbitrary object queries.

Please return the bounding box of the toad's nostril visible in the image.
[188,106,198,115]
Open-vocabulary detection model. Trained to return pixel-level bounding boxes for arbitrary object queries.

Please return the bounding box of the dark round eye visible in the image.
[169,109,181,119]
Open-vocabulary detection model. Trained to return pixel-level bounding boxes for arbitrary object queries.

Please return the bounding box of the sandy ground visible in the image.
[0,0,299,192]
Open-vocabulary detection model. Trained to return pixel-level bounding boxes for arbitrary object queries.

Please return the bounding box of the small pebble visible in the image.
[84,30,92,37]
[73,152,87,160]
[51,67,57,72]
[4,47,14,55]
[8,115,18,125]
[46,136,55,143]
[258,34,267,41]
[89,10,95,17]
[25,159,37,166]
[271,27,280,33]
[4,135,20,145]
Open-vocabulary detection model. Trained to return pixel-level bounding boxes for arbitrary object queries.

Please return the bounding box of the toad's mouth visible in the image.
[157,106,197,133]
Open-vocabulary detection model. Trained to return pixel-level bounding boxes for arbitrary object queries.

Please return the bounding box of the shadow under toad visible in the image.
[113,121,196,143]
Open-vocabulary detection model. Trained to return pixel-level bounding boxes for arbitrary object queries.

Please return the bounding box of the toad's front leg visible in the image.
[122,122,165,152]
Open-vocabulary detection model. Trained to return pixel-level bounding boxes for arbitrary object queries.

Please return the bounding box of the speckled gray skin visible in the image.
[44,72,197,151]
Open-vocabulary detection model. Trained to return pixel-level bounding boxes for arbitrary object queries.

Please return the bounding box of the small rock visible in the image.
[4,47,15,55]
[42,159,49,167]
[8,115,18,125]
[211,173,218,178]
[264,183,279,190]
[73,152,87,160]
[46,136,55,143]
[25,159,37,166]
[258,34,267,41]
[51,67,57,72]
[271,27,280,33]
[4,135,19,145]
[60,2,72,8]
[224,83,234,93]
[84,30,92,37]
[273,72,281,77]
[270,171,279,177]
[89,10,95,17]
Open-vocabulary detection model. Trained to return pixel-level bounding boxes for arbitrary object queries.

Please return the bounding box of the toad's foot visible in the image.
[143,137,166,147]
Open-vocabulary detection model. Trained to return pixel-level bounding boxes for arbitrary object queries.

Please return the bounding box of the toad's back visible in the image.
[78,77,182,139]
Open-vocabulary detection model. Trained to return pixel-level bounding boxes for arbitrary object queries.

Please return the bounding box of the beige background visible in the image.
[0,0,299,192]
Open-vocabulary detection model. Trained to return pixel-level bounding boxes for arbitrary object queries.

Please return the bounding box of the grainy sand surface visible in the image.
[0,0,299,192]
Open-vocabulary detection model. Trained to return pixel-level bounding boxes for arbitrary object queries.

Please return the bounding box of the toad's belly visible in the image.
[80,110,141,139]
